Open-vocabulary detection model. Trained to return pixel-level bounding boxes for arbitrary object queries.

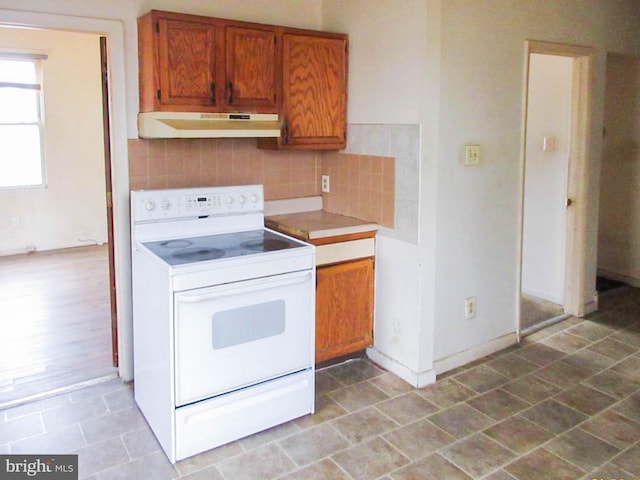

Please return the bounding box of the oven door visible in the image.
[174,269,315,406]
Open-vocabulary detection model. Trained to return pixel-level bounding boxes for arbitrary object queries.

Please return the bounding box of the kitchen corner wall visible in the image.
[340,124,421,244]
[128,138,321,200]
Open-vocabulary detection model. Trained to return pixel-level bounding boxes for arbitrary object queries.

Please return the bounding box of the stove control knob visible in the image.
[237,195,246,204]
[226,197,234,205]
[144,201,155,211]
[250,194,259,203]
[160,200,171,210]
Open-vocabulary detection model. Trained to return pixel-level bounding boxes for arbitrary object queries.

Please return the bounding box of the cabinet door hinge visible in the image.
[155,22,159,33]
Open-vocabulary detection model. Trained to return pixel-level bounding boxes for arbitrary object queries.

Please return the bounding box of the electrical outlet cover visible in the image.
[321,175,330,193]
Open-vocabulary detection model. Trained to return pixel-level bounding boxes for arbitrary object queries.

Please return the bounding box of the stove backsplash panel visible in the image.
[128,138,320,201]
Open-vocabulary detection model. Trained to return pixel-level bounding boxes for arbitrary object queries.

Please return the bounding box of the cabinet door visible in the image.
[225,26,277,111]
[157,18,217,109]
[281,33,347,149]
[316,258,373,363]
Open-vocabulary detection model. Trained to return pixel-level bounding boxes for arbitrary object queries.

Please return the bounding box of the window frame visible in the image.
[0,52,48,191]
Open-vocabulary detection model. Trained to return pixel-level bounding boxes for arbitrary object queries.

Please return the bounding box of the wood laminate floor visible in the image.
[0,245,116,406]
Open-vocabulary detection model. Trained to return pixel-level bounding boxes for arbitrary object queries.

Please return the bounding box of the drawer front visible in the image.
[175,369,314,461]
[316,238,375,266]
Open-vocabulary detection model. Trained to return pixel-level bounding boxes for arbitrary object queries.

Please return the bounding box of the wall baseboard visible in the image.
[366,347,436,388]
[597,268,640,288]
[434,332,518,375]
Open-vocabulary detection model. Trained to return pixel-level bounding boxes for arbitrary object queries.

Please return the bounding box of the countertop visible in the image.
[265,210,378,240]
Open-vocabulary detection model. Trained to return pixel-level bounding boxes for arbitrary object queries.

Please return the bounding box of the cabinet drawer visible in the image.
[316,238,375,266]
[175,369,314,461]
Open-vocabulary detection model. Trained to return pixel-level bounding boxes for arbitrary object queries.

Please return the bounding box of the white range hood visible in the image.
[138,111,281,139]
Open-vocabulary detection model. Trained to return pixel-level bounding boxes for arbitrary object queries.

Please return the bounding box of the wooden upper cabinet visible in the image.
[158,18,217,109]
[283,32,347,148]
[258,30,348,150]
[139,11,348,148]
[138,11,278,113]
[225,26,277,110]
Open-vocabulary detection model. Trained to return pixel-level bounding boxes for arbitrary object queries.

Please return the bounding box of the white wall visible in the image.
[521,54,573,304]
[432,0,640,363]
[322,0,426,124]
[0,27,107,255]
[598,54,640,285]
[323,0,433,385]
[323,0,640,381]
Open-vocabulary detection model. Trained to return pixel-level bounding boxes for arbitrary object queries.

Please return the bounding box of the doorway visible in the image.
[0,27,116,406]
[597,53,640,292]
[519,41,594,336]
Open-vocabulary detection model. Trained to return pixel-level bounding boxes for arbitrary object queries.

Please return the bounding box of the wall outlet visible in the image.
[464,297,477,319]
[321,175,330,193]
[11,216,21,228]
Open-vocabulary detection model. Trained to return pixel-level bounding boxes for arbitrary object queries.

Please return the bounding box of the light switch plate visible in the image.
[465,145,480,166]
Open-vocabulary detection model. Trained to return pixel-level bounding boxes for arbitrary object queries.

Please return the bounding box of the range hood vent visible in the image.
[138,112,281,139]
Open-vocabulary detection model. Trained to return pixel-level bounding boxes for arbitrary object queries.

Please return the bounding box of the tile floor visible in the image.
[1,287,640,480]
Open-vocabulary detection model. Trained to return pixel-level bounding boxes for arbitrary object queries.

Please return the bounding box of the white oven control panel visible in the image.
[132,185,264,222]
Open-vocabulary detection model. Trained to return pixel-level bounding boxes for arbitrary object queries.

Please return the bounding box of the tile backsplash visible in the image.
[127,126,416,240]
[343,124,421,244]
[321,152,395,228]
[128,138,320,200]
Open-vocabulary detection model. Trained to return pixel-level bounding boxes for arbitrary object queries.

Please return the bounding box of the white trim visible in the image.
[584,296,598,315]
[597,268,640,288]
[518,40,594,340]
[366,347,436,388]
[0,8,132,381]
[433,332,518,375]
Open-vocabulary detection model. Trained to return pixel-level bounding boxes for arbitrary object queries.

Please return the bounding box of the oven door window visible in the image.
[211,300,285,349]
[174,270,314,406]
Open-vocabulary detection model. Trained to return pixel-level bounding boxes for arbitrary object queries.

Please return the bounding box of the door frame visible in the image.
[100,36,118,367]
[518,40,594,335]
[0,9,132,380]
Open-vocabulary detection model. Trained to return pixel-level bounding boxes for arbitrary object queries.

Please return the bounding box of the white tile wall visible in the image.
[344,124,421,244]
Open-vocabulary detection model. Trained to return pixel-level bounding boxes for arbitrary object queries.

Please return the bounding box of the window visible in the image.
[0,53,47,189]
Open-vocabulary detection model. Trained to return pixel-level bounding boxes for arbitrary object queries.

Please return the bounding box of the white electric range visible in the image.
[130,185,315,463]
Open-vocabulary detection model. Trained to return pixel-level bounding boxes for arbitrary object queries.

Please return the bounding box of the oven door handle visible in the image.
[176,270,313,303]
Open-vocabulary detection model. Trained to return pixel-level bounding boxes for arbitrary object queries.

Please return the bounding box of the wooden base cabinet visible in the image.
[315,257,373,363]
